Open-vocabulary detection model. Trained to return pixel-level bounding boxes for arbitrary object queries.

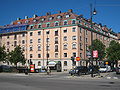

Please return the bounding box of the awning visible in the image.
[48,61,57,67]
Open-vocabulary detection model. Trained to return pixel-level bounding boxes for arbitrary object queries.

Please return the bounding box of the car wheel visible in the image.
[78,72,82,76]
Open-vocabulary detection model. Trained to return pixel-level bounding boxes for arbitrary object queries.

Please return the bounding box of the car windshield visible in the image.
[100,66,106,68]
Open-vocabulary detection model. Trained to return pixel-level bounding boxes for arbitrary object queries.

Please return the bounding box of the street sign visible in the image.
[76,57,80,61]
[93,50,98,58]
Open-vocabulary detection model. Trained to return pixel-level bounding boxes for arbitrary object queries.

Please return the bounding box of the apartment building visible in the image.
[0,9,118,71]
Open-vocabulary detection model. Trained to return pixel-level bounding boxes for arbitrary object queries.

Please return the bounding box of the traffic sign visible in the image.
[76,57,80,61]
[93,50,98,58]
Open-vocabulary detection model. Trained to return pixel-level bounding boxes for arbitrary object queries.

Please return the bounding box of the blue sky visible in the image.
[0,0,120,33]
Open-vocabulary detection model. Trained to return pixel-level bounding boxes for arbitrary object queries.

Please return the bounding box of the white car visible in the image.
[99,66,111,72]
[99,66,107,72]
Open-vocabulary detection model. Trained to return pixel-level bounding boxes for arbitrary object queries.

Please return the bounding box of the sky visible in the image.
[0,0,120,33]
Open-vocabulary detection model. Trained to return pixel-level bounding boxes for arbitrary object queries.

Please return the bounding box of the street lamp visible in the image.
[90,4,97,77]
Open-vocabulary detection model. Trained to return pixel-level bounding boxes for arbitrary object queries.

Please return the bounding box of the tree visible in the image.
[0,46,7,62]
[106,40,120,67]
[89,39,106,61]
[9,46,26,67]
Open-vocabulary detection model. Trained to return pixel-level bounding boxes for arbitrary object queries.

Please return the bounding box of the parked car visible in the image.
[99,65,111,72]
[0,65,11,72]
[116,67,120,74]
[88,65,100,74]
[69,66,88,76]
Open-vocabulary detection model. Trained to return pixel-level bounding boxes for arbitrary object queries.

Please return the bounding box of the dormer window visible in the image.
[66,14,70,18]
[57,15,62,19]
[49,17,53,20]
[25,20,29,23]
[41,18,45,21]
[18,22,21,24]
[33,19,37,22]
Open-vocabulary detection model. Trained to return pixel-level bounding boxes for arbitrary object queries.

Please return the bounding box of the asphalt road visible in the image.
[0,72,120,90]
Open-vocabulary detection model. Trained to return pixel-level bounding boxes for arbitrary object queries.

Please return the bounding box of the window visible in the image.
[55,37,58,44]
[55,53,58,58]
[38,31,41,35]
[72,20,76,24]
[14,41,17,47]
[46,45,50,51]
[46,23,50,27]
[46,53,49,58]
[86,44,88,51]
[7,48,9,52]
[7,36,9,39]
[22,46,25,51]
[72,36,76,40]
[41,18,45,21]
[30,54,33,58]
[55,45,58,52]
[63,44,67,50]
[64,53,67,57]
[80,36,82,41]
[7,42,9,45]
[64,61,67,66]
[30,46,33,51]
[55,22,59,26]
[72,43,76,49]
[46,31,50,34]
[38,54,41,58]
[73,52,76,57]
[22,33,25,37]
[72,27,76,32]
[14,35,17,40]
[64,21,68,25]
[38,25,41,28]
[30,32,33,36]
[86,30,88,35]
[55,30,58,36]
[38,61,41,66]
[22,40,25,44]
[63,36,67,41]
[30,26,34,29]
[46,38,49,42]
[38,38,41,43]
[80,53,82,58]
[63,29,67,33]
[86,38,88,43]
[38,45,41,51]
[30,39,33,43]
[80,28,82,33]
[80,43,82,50]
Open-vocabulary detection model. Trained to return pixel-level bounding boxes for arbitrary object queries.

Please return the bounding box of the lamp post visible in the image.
[90,4,97,77]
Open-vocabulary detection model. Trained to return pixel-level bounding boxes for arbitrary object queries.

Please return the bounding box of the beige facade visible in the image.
[0,10,119,71]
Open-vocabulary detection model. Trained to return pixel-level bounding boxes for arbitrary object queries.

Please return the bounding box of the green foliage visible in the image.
[89,39,106,60]
[9,46,26,66]
[0,46,7,61]
[106,40,120,62]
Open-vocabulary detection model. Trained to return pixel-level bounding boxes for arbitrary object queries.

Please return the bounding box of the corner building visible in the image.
[0,9,118,71]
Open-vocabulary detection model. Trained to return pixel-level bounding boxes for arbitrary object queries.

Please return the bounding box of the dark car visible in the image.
[116,67,120,74]
[0,65,11,72]
[69,66,88,76]
[88,65,100,74]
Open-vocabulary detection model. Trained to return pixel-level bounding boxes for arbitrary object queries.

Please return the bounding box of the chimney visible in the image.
[46,12,51,16]
[25,16,28,19]
[58,11,61,14]
[17,18,21,20]
[68,9,73,13]
[33,14,37,18]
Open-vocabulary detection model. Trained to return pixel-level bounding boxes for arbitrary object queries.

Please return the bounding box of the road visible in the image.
[0,72,120,90]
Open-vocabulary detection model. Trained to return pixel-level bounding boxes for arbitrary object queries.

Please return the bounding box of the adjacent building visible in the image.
[0,9,119,71]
